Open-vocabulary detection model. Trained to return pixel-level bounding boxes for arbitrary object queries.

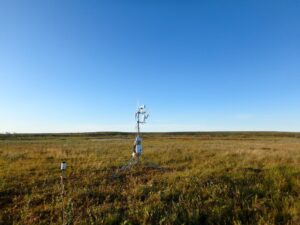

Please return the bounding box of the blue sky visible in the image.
[0,0,300,133]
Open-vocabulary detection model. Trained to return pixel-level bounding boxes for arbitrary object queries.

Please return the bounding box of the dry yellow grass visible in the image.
[0,132,299,224]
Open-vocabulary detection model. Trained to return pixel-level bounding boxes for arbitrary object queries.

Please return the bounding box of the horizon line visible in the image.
[1,130,300,135]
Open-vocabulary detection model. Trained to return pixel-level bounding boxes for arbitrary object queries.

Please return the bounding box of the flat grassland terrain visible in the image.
[0,132,299,225]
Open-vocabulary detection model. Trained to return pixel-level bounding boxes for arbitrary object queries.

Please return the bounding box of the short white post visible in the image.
[60,161,67,225]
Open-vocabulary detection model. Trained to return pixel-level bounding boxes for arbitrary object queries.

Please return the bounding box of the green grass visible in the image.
[0,132,299,224]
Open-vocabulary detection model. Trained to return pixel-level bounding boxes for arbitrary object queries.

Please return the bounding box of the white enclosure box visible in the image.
[60,162,67,171]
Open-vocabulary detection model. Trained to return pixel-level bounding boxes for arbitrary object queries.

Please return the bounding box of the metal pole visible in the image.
[137,112,140,136]
[60,162,67,225]
[61,170,65,225]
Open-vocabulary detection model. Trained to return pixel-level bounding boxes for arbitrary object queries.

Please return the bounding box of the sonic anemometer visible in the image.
[135,105,149,135]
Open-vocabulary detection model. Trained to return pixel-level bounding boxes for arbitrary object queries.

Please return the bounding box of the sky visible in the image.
[0,0,300,133]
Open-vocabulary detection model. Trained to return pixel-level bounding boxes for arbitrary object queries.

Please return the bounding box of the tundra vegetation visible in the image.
[0,132,299,224]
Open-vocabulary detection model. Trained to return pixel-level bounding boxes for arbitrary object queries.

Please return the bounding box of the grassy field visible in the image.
[0,132,299,225]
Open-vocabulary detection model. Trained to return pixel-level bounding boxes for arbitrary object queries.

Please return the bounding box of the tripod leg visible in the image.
[142,155,164,170]
[120,157,138,171]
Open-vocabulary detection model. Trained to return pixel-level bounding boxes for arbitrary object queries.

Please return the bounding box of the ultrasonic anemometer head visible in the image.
[135,105,149,124]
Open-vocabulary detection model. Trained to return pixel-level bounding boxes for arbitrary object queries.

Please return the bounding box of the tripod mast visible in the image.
[136,111,141,136]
